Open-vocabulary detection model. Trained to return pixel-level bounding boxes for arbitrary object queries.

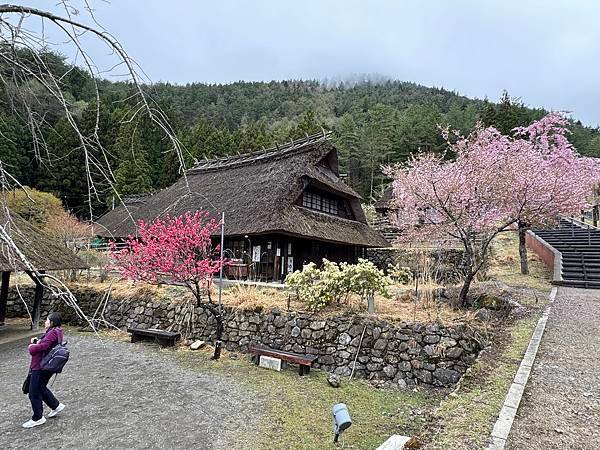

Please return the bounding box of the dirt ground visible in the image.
[506,287,600,450]
[0,333,263,449]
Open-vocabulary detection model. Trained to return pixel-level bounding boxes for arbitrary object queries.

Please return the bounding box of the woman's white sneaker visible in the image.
[22,417,46,428]
[47,403,65,418]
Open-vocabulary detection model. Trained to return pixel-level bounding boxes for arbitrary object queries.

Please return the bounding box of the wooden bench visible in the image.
[127,327,181,348]
[249,345,317,376]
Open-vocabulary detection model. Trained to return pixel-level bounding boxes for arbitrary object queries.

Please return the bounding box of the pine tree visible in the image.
[396,103,444,159]
[363,104,398,202]
[333,114,361,189]
[112,120,153,198]
[0,115,29,184]
[36,117,89,215]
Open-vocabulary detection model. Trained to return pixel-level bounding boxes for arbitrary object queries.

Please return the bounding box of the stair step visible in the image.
[558,280,600,289]
[562,273,600,281]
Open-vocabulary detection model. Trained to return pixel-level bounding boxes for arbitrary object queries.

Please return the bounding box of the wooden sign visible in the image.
[252,245,261,262]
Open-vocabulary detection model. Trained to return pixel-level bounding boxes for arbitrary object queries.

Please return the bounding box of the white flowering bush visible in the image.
[286,258,391,311]
[387,263,413,284]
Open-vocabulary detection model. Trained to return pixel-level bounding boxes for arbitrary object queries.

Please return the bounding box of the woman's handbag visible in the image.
[22,371,31,395]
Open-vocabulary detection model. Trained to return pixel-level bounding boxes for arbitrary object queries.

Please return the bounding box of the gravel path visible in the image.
[507,287,600,450]
[0,333,262,449]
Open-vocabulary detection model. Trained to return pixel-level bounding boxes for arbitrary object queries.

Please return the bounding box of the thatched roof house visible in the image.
[372,185,401,242]
[0,209,87,272]
[0,209,88,328]
[374,185,395,212]
[97,133,388,281]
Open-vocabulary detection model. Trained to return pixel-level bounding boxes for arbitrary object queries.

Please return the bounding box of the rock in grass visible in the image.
[474,308,492,321]
[190,340,206,350]
[328,373,341,388]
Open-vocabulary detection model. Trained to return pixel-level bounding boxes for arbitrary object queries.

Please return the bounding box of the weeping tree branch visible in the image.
[0,2,186,330]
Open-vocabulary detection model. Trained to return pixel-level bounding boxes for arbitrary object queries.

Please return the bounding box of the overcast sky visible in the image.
[24,0,600,126]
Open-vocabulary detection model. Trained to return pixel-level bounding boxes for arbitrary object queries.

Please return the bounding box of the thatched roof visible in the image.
[97,133,388,247]
[374,185,395,211]
[0,209,88,272]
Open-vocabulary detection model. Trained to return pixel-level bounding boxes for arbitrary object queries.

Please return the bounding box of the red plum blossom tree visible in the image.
[112,211,224,357]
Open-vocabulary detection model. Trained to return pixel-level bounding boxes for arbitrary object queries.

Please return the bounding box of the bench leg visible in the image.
[131,334,140,343]
[299,365,305,376]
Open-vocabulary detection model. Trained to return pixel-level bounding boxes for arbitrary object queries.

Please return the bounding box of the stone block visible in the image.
[383,365,397,378]
[338,332,351,345]
[423,334,440,344]
[374,338,388,350]
[310,320,326,330]
[446,347,464,359]
[433,368,461,385]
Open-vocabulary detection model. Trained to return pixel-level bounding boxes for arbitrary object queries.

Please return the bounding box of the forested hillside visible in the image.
[1,51,598,218]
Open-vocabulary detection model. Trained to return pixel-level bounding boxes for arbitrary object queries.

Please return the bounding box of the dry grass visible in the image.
[8,232,550,328]
[222,283,467,324]
[486,231,552,291]
[51,275,467,325]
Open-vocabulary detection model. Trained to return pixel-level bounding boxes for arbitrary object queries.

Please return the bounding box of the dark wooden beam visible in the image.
[0,271,10,325]
[27,270,45,331]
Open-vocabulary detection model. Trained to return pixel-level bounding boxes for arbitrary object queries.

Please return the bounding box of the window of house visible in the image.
[321,196,338,215]
[302,191,322,210]
[302,189,339,215]
[226,240,245,259]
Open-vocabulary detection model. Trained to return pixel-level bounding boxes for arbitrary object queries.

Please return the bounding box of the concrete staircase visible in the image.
[533,219,600,289]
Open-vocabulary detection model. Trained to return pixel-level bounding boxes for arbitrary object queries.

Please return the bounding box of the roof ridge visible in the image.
[188,130,332,173]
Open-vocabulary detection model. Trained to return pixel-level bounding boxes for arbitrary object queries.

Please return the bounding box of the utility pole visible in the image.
[213,211,225,360]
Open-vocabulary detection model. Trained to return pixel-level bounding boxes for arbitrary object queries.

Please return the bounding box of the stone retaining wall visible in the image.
[6,286,482,388]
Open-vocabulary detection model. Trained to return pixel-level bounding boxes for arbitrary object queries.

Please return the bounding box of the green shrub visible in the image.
[387,263,413,284]
[285,258,391,311]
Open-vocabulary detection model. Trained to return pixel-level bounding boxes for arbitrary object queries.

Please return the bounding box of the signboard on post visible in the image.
[287,257,294,273]
[252,245,261,263]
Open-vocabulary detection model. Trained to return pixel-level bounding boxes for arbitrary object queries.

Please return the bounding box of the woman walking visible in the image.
[22,312,66,428]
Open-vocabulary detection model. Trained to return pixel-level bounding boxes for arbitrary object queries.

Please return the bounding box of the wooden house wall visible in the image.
[222,233,364,282]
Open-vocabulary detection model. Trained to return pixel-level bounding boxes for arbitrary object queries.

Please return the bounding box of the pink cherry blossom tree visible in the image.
[387,113,600,305]
[508,113,600,274]
[112,210,224,357]
[386,134,516,307]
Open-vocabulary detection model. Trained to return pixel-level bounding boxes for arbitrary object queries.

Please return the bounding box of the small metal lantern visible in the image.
[332,403,352,443]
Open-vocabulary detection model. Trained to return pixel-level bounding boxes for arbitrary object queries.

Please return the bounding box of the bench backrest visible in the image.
[127,327,180,338]
[249,346,317,365]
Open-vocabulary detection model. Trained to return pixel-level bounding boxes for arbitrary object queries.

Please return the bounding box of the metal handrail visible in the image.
[562,217,600,235]
[564,215,600,231]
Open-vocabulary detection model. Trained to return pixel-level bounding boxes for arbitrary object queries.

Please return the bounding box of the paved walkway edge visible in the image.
[486,287,558,450]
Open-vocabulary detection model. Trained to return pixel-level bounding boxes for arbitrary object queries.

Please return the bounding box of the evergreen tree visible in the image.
[396,103,445,159]
[0,115,29,184]
[363,104,398,201]
[481,91,544,135]
[112,120,153,198]
[290,109,325,138]
[36,117,89,216]
[333,113,361,190]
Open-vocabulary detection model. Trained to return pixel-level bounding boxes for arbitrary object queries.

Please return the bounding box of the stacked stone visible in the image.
[6,286,481,388]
